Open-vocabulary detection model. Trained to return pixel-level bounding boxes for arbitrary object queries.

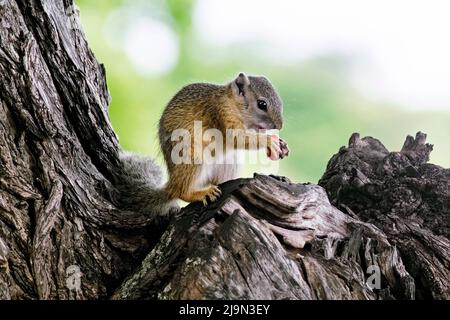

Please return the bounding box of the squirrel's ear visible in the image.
[231,72,250,98]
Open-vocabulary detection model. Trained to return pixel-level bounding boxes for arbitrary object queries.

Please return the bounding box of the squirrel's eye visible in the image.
[257,100,268,111]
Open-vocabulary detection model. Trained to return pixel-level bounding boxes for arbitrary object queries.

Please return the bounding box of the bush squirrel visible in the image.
[113,73,289,215]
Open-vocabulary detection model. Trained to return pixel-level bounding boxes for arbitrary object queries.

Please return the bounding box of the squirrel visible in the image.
[112,73,289,216]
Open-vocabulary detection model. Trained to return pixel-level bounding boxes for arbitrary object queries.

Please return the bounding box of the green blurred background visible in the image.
[77,0,450,183]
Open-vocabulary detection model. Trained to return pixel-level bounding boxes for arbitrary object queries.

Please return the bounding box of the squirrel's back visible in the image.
[164,82,225,111]
[158,82,231,165]
[159,83,229,130]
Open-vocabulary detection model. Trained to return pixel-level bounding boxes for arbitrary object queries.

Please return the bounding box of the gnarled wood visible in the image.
[319,132,450,299]
[0,0,166,299]
[113,174,419,300]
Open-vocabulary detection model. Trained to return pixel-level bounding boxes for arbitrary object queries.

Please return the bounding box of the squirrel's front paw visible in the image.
[279,138,290,159]
[202,185,222,206]
[267,136,290,160]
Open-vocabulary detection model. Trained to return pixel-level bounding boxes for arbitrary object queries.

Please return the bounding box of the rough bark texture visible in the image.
[0,0,167,299]
[1,0,449,300]
[319,132,450,299]
[112,175,413,300]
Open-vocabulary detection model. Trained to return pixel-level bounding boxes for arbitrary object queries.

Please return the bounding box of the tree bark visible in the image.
[0,0,448,300]
[319,132,450,299]
[0,0,167,299]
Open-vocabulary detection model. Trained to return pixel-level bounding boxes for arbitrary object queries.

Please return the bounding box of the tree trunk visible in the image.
[0,0,448,300]
[0,0,166,299]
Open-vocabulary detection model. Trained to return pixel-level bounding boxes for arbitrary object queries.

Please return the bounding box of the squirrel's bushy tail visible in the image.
[110,151,179,216]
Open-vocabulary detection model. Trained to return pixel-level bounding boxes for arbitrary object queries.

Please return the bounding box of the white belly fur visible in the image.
[194,150,243,188]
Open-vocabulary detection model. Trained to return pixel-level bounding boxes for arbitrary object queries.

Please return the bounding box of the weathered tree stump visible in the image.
[112,173,416,300]
[0,0,448,300]
[319,132,450,299]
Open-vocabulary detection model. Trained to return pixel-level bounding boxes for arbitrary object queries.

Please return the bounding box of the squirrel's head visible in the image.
[230,73,283,131]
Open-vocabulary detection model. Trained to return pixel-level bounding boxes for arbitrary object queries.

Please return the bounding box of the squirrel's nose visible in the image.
[273,120,283,130]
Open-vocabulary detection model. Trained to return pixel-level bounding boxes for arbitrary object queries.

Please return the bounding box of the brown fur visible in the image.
[158,73,285,205]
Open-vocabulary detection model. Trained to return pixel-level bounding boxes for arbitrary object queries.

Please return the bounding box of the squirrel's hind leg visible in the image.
[180,185,222,206]
[166,164,222,206]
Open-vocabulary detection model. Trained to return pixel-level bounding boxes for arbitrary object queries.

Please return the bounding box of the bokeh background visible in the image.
[77,0,450,183]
